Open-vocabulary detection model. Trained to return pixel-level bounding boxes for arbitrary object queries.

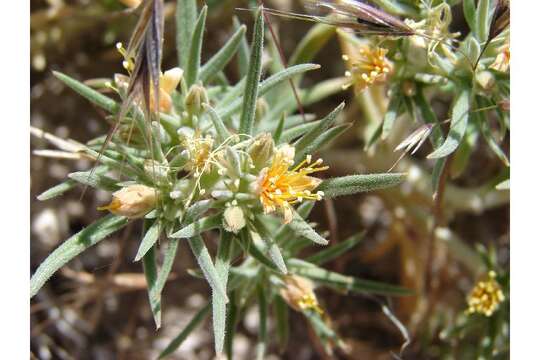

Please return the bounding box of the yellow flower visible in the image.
[467,271,505,317]
[490,42,510,73]
[98,185,157,219]
[341,44,393,93]
[257,145,327,224]
[280,275,324,314]
[182,132,214,176]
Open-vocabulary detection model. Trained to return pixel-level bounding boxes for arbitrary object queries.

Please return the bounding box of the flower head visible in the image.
[341,44,393,93]
[467,271,505,317]
[257,145,327,224]
[182,132,214,176]
[98,184,157,219]
[280,275,324,314]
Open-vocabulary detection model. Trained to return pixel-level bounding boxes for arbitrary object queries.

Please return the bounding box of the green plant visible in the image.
[30,1,411,357]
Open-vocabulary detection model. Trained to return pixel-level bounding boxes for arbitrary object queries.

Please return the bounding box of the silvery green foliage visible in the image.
[31,1,409,357]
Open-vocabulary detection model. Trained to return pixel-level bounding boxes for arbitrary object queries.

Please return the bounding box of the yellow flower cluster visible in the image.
[257,145,327,224]
[341,45,393,93]
[467,271,505,317]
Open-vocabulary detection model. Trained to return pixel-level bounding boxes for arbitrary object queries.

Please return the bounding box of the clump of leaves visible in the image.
[31,0,410,357]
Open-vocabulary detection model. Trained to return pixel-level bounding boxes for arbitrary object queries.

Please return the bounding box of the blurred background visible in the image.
[30,0,509,359]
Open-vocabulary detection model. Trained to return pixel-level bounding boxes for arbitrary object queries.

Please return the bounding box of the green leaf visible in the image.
[239,8,264,135]
[289,260,412,296]
[176,0,198,70]
[213,232,233,354]
[170,214,222,238]
[37,179,77,201]
[185,6,208,87]
[274,296,289,352]
[253,218,288,274]
[289,23,335,67]
[318,173,407,198]
[273,113,286,143]
[68,170,119,192]
[53,71,118,114]
[306,233,365,265]
[158,303,211,359]
[256,285,268,360]
[295,123,351,163]
[288,211,328,246]
[135,219,162,261]
[218,64,320,119]
[188,235,229,302]
[427,89,471,159]
[279,120,321,144]
[495,179,509,191]
[225,291,238,359]
[200,25,247,84]
[476,0,491,42]
[30,215,128,298]
[233,16,250,78]
[238,229,282,272]
[203,104,232,143]
[294,103,344,162]
[382,94,402,140]
[143,238,180,328]
[463,0,477,32]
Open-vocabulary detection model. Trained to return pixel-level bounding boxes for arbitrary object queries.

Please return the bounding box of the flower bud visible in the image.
[222,206,246,234]
[118,0,142,8]
[98,185,157,219]
[184,84,208,116]
[247,133,275,171]
[255,98,269,122]
[279,275,323,314]
[476,70,496,92]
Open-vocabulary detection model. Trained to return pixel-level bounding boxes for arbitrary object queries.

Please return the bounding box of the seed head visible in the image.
[280,275,323,314]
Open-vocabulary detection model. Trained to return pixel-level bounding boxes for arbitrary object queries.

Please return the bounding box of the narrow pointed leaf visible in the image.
[158,303,211,359]
[30,215,128,297]
[253,219,288,274]
[288,211,328,246]
[239,8,264,135]
[428,89,471,159]
[225,291,238,359]
[213,232,233,354]
[170,214,222,238]
[143,238,180,328]
[188,235,229,302]
[273,113,286,143]
[289,23,335,67]
[185,6,208,87]
[53,71,118,113]
[233,16,250,78]
[68,171,119,192]
[318,173,407,198]
[463,0,476,32]
[306,233,365,265]
[218,64,320,119]
[294,103,344,159]
[290,260,412,296]
[37,179,77,201]
[382,94,402,140]
[279,120,321,144]
[135,219,163,261]
[203,104,231,143]
[176,0,198,69]
[200,25,247,83]
[294,123,351,163]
